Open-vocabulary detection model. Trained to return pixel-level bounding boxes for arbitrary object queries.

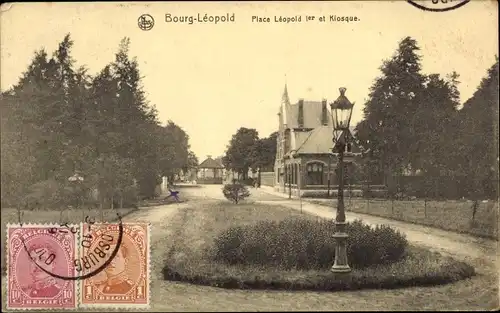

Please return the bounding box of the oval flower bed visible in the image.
[162,203,475,291]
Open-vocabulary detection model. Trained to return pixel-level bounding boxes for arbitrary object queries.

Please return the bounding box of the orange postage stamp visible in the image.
[79,222,150,309]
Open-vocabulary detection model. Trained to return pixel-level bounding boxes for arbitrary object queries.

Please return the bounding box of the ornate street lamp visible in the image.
[330,87,354,273]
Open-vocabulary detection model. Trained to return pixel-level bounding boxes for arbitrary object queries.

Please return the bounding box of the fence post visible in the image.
[424,199,427,218]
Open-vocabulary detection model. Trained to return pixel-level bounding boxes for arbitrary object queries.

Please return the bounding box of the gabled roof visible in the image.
[286,126,360,156]
[199,157,224,169]
[283,101,334,129]
[280,85,334,130]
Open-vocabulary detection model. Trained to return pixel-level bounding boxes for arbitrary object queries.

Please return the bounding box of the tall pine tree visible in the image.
[356,37,427,184]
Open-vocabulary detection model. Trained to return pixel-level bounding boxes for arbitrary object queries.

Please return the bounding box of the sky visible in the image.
[1,1,498,161]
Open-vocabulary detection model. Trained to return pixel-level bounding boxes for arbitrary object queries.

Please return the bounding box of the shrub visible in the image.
[222,183,250,204]
[212,218,408,270]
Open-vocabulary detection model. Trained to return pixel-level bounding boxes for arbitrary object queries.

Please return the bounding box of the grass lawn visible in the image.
[308,198,499,239]
[163,202,474,292]
[1,206,137,273]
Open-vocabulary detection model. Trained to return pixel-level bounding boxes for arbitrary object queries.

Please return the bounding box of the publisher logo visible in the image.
[138,14,154,31]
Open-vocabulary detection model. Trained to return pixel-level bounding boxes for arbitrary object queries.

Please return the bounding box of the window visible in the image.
[306,162,324,185]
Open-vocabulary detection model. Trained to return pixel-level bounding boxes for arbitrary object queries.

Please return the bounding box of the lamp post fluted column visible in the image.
[331,135,351,273]
[330,87,354,274]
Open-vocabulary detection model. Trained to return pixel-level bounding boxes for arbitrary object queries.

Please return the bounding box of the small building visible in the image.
[274,84,364,197]
[197,155,224,184]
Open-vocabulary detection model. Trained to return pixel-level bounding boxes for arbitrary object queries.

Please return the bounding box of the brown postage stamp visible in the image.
[79,222,151,309]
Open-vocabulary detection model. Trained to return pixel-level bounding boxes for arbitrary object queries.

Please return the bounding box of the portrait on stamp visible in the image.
[23,243,62,297]
[80,223,150,307]
[96,242,134,294]
[7,225,77,310]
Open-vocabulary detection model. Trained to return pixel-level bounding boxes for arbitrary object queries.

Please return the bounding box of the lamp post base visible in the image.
[330,264,351,273]
[331,227,351,274]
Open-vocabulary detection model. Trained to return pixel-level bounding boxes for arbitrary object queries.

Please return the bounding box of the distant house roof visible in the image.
[285,126,360,156]
[199,156,224,169]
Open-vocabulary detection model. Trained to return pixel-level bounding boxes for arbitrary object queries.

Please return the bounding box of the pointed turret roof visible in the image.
[281,83,292,127]
[282,83,290,105]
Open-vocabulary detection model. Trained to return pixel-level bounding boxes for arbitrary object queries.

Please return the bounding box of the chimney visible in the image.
[321,99,328,126]
[207,155,212,159]
[298,99,304,128]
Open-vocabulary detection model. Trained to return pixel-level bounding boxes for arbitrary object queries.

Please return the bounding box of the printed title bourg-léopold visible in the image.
[165,13,235,25]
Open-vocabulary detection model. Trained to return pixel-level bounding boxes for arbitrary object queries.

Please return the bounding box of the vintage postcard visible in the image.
[1,1,498,311]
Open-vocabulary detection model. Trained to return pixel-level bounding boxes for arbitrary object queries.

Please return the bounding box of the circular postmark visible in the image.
[16,213,124,281]
[407,0,470,12]
[138,14,154,31]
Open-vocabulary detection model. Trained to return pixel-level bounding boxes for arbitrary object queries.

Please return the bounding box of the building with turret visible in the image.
[273,84,363,197]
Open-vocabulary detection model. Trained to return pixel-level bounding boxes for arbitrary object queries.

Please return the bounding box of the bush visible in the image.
[21,179,73,210]
[212,218,408,270]
[222,183,250,204]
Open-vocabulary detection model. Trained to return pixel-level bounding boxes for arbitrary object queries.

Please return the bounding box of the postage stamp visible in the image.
[6,224,78,310]
[79,222,151,309]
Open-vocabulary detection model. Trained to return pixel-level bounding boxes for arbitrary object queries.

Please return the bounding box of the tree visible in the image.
[356,36,427,184]
[0,35,84,205]
[158,121,191,184]
[250,132,277,172]
[458,57,499,199]
[182,150,199,173]
[223,128,259,179]
[1,34,195,208]
[415,74,460,170]
[110,37,162,199]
